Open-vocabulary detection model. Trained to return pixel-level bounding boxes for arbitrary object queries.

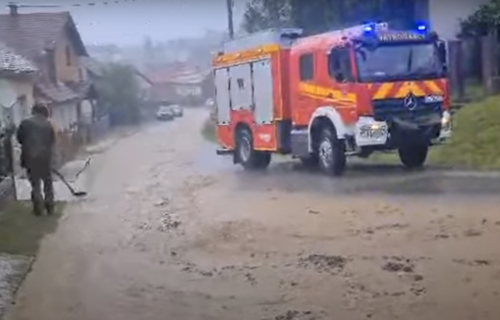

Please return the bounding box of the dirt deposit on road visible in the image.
[5,109,500,320]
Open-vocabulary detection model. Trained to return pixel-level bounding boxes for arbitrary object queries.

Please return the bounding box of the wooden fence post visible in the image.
[481,34,500,95]
[448,40,465,101]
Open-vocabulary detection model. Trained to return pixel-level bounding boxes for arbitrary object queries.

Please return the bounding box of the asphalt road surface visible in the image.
[6,109,500,320]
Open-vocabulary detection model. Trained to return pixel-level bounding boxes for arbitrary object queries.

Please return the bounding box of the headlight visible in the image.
[424,95,444,103]
[441,111,451,129]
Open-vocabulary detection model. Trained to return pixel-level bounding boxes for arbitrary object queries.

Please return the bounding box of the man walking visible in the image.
[16,104,56,216]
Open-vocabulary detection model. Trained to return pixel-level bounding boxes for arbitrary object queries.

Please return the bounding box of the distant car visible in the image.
[171,105,183,117]
[156,106,174,121]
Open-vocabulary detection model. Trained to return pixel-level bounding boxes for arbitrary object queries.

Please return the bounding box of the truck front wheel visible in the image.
[317,127,346,176]
[398,144,428,169]
[236,128,271,170]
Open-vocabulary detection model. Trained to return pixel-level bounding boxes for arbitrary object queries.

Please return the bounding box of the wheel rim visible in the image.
[319,138,333,168]
[239,136,251,162]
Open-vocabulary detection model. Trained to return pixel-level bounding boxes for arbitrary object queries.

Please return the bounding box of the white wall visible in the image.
[0,78,33,128]
[429,0,489,40]
[52,102,78,132]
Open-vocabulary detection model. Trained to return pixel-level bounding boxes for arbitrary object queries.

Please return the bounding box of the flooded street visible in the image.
[6,109,500,320]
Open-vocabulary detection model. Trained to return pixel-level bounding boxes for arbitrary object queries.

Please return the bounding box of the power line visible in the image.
[7,0,140,9]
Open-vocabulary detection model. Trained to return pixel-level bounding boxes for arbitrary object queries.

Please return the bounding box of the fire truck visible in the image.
[212,22,451,176]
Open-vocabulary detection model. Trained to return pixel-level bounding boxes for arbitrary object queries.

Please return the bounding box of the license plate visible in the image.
[359,128,387,139]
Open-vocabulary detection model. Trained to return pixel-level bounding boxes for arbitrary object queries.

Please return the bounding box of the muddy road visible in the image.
[7,109,500,320]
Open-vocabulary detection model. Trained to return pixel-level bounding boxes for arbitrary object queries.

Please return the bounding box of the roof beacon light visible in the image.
[416,23,427,32]
[363,23,376,33]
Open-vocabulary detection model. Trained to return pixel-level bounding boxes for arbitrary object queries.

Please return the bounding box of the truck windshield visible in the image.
[355,43,443,82]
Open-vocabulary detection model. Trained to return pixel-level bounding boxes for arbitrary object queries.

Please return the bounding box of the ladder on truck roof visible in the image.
[222,28,303,54]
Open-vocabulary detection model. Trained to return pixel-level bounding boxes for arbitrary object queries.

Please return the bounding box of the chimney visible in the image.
[8,3,18,16]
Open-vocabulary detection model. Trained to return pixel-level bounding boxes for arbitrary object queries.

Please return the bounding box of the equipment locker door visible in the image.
[214,68,230,125]
[252,59,273,124]
[229,64,253,110]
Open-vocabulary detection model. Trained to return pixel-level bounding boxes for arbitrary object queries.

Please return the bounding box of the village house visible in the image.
[0,5,92,165]
[146,63,213,106]
[0,42,37,128]
[0,42,37,201]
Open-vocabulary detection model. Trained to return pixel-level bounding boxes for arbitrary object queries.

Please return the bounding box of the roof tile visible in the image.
[0,12,71,61]
[0,41,36,73]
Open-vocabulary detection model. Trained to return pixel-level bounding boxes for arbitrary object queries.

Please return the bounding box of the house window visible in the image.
[65,46,71,66]
[299,53,314,81]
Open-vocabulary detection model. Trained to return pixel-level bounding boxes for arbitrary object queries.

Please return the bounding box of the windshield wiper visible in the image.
[406,48,413,73]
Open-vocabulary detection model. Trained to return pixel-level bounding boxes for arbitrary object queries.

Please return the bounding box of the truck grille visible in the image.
[371,98,442,122]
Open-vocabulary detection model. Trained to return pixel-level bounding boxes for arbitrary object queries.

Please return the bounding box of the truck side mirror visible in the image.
[437,42,448,74]
[437,42,447,64]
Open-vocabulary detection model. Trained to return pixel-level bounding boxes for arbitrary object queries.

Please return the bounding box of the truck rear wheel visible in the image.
[236,128,271,170]
[398,144,428,169]
[318,127,346,176]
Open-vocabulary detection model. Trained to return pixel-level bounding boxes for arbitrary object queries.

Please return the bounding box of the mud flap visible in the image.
[290,127,309,158]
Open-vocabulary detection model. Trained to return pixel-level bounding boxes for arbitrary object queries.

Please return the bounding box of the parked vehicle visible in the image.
[156,105,174,121]
[171,105,183,117]
[212,22,451,175]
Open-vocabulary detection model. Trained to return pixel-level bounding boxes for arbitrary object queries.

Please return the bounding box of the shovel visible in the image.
[51,168,87,197]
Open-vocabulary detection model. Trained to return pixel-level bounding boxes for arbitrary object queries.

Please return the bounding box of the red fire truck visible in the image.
[212,22,451,176]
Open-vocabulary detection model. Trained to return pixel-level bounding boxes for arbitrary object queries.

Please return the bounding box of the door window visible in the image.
[329,47,353,83]
[299,53,314,81]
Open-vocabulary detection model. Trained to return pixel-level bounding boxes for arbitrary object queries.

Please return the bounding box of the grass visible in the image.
[430,95,500,170]
[201,117,216,142]
[0,201,65,256]
[369,95,500,170]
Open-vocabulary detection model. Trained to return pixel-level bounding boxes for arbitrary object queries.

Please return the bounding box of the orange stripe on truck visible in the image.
[372,81,444,100]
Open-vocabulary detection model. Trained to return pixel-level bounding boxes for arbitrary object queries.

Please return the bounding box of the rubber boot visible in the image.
[45,202,54,215]
[32,201,43,217]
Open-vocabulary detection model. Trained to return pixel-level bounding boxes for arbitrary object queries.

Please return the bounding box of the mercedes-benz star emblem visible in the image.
[403,93,417,110]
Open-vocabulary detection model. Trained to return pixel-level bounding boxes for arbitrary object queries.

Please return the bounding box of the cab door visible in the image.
[325,45,357,124]
[294,52,317,124]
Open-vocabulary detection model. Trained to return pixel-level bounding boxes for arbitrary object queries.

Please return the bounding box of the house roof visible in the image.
[0,41,37,74]
[0,11,88,62]
[146,65,210,85]
[34,81,79,104]
[0,11,89,104]
[134,70,153,85]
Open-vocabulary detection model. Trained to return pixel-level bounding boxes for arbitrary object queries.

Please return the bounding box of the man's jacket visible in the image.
[16,115,56,169]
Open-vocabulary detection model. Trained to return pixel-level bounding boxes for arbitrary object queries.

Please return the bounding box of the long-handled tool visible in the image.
[52,168,87,197]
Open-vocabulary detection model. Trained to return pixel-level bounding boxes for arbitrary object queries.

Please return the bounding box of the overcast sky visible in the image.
[7,0,248,45]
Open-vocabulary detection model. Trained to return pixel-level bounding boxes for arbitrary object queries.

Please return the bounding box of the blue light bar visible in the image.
[416,22,427,31]
[363,23,375,32]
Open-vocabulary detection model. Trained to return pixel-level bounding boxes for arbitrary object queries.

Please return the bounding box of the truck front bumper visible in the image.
[354,111,452,147]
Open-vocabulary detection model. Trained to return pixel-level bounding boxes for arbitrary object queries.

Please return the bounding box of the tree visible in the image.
[241,0,293,34]
[96,63,142,125]
[242,0,415,36]
[460,0,500,37]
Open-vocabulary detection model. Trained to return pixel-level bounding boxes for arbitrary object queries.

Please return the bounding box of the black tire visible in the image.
[317,127,346,176]
[398,144,429,169]
[235,128,271,170]
[300,154,319,169]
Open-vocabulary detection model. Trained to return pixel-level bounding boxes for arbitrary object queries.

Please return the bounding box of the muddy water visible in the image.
[6,109,500,320]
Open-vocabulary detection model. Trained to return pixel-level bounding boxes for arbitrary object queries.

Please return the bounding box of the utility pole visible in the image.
[226,0,234,39]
